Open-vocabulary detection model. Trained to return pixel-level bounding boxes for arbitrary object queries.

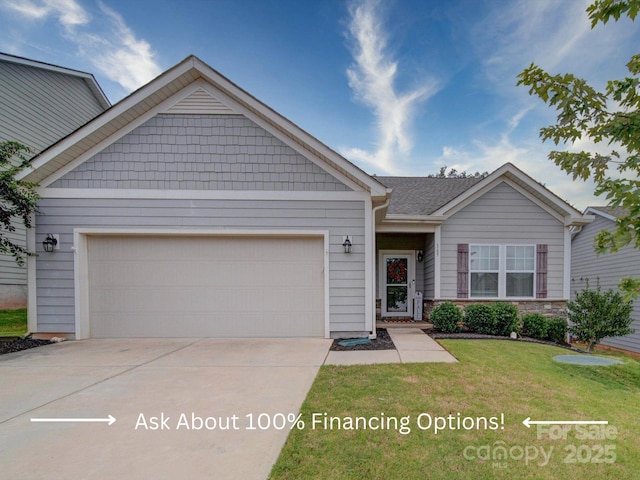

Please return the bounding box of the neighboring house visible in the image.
[571,207,640,353]
[19,55,592,339]
[0,53,110,308]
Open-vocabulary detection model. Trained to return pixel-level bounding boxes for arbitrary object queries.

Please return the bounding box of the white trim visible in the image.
[434,226,441,299]
[73,227,331,340]
[584,207,616,222]
[376,223,439,233]
[26,217,37,333]
[563,227,571,300]
[378,250,415,318]
[38,187,371,202]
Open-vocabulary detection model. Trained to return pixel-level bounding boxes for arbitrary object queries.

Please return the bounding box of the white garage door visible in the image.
[87,235,325,338]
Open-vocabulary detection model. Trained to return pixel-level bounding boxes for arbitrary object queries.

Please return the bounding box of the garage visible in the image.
[86,235,326,338]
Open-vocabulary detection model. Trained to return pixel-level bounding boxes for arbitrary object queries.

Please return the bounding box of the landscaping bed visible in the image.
[330,328,395,351]
[0,337,52,355]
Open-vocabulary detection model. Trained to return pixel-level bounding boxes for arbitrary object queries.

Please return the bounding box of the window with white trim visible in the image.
[469,244,536,298]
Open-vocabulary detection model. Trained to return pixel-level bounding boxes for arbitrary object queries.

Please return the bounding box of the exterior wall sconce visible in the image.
[43,233,59,253]
[417,250,424,262]
[342,235,353,254]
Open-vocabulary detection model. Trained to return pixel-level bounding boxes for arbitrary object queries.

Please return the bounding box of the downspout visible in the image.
[369,193,391,339]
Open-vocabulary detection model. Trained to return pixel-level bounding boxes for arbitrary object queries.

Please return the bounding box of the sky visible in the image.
[1,0,639,210]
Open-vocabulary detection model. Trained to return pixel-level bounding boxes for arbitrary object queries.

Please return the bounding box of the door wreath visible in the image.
[387,259,407,283]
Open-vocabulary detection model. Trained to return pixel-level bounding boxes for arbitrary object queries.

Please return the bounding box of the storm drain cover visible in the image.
[553,354,623,366]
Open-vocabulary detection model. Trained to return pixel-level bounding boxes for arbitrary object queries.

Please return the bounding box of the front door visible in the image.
[381,252,414,318]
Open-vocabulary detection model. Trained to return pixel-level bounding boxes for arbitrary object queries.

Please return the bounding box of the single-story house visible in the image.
[571,206,640,353]
[0,52,110,308]
[20,55,593,339]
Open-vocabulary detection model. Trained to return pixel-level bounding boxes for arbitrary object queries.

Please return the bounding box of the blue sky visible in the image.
[1,0,639,209]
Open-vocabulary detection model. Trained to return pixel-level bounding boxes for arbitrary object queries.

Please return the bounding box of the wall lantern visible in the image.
[342,235,353,254]
[42,234,59,253]
[417,250,424,262]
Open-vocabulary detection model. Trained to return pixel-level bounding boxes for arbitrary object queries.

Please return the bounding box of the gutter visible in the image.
[369,191,392,339]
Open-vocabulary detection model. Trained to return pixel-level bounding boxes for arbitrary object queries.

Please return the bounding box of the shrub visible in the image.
[567,284,634,352]
[430,302,462,333]
[464,304,497,335]
[521,313,548,340]
[546,317,567,344]
[491,302,519,336]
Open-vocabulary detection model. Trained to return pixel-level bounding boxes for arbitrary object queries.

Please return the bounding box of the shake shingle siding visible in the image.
[440,183,565,299]
[571,212,640,353]
[51,115,350,191]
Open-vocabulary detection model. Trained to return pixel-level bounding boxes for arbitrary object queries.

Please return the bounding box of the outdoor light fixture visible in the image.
[342,235,353,254]
[417,250,424,262]
[42,234,58,253]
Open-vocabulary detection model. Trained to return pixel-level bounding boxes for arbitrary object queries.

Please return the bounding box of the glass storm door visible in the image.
[382,253,414,317]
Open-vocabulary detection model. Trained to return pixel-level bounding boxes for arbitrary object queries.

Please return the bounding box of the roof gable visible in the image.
[20,55,387,196]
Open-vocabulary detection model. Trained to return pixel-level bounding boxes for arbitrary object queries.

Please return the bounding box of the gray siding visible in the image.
[424,234,435,299]
[440,182,566,299]
[0,59,107,290]
[571,214,640,353]
[51,115,351,192]
[0,60,105,153]
[35,198,366,335]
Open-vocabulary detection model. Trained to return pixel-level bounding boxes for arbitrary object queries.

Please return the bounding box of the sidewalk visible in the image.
[324,328,458,365]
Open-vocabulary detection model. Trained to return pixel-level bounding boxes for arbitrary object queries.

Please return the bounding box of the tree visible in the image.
[566,281,634,352]
[428,165,488,178]
[0,141,40,266]
[517,0,640,299]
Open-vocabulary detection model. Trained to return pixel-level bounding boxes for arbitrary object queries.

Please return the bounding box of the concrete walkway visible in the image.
[324,328,458,365]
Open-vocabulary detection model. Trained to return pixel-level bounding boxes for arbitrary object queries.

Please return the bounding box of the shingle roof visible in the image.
[376,176,484,215]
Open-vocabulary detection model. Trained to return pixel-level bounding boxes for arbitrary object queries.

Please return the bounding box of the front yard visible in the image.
[271,340,640,479]
[0,308,27,336]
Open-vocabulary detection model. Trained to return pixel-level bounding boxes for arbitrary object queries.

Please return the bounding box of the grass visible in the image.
[270,340,640,479]
[0,308,27,336]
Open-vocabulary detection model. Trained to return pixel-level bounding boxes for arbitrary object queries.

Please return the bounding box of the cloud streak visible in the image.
[341,0,437,174]
[1,0,161,95]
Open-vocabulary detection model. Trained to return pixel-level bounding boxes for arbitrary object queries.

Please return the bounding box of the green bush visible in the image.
[464,304,497,335]
[430,302,462,333]
[546,316,567,344]
[521,313,548,340]
[491,302,519,336]
[567,284,634,352]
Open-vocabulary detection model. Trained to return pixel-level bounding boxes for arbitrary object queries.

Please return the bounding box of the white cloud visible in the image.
[341,0,438,174]
[1,0,161,94]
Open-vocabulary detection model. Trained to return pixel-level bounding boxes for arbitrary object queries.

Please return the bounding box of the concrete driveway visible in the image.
[0,338,331,480]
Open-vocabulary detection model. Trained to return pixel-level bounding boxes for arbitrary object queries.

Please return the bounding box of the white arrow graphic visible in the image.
[523,417,607,428]
[31,415,116,426]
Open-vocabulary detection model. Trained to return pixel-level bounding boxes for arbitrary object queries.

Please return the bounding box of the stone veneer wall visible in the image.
[424,300,567,320]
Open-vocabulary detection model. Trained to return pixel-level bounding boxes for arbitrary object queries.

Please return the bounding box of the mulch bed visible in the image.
[427,331,587,352]
[330,328,396,351]
[0,337,53,356]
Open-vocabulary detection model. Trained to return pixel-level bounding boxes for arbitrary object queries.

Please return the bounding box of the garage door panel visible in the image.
[88,235,325,338]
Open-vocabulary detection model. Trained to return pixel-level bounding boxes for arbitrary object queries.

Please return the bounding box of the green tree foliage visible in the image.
[567,282,634,352]
[517,0,640,299]
[0,141,39,266]
[427,166,488,178]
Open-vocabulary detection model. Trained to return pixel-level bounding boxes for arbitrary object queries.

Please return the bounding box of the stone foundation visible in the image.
[424,299,567,319]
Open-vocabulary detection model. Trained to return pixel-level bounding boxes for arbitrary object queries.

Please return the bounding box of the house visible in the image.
[19,55,592,339]
[0,53,110,308]
[571,207,640,353]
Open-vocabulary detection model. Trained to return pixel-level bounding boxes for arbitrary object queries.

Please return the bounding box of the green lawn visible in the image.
[0,308,27,336]
[271,340,640,479]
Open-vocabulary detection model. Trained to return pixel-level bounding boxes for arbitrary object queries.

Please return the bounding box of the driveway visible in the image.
[0,338,331,480]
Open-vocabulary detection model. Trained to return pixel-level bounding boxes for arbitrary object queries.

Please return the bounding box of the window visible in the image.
[469,244,536,298]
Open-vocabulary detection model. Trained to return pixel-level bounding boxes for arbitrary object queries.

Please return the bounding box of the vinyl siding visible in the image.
[51,114,351,192]
[0,60,107,288]
[35,198,366,335]
[571,214,640,353]
[440,182,566,299]
[0,60,105,153]
[424,234,435,299]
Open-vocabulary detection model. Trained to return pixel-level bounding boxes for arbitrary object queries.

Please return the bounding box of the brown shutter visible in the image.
[536,244,548,299]
[457,243,469,298]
